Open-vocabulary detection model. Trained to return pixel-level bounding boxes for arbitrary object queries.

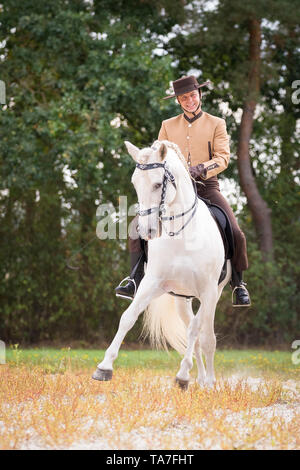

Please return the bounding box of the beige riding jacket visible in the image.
[158,111,230,180]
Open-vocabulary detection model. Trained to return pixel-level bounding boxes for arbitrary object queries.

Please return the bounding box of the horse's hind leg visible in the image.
[194,339,206,387]
[175,312,201,388]
[176,289,218,388]
[199,323,216,387]
[175,299,206,387]
[198,296,218,388]
[199,274,230,387]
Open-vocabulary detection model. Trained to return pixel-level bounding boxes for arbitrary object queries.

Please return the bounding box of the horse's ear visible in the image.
[158,142,167,161]
[124,141,140,162]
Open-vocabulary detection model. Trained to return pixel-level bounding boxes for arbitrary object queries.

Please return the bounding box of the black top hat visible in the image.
[163,75,210,100]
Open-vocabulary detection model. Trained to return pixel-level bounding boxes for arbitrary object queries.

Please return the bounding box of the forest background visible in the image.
[0,0,299,347]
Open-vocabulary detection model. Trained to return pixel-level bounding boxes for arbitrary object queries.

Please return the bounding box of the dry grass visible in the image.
[0,360,299,450]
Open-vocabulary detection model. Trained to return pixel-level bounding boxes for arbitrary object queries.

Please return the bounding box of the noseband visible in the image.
[136,160,198,237]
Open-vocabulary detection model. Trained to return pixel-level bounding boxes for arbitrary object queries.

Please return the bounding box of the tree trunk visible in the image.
[237,17,273,260]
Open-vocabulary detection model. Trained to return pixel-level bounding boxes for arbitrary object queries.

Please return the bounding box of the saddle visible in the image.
[198,196,234,284]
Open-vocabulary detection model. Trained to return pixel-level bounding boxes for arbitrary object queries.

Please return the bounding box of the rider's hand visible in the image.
[189,163,207,180]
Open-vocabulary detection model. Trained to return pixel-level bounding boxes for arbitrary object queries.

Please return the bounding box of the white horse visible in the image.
[92,140,231,388]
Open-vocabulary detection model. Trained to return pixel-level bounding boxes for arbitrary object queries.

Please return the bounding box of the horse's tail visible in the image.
[142,294,187,355]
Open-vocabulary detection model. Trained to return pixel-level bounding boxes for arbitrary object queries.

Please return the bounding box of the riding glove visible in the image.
[189,163,207,180]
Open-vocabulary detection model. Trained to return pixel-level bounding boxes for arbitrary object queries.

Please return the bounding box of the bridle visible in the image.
[136,160,198,237]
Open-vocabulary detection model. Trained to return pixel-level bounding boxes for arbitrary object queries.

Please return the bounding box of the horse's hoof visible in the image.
[175,377,189,390]
[92,368,113,381]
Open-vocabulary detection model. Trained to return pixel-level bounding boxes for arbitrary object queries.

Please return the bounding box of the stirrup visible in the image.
[232,282,251,307]
[115,276,137,300]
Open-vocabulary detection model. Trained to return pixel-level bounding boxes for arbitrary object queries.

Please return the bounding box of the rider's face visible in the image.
[177,90,200,113]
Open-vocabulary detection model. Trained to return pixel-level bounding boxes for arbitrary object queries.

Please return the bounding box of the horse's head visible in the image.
[125,140,178,240]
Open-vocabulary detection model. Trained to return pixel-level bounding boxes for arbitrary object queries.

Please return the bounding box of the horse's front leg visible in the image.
[92,278,164,381]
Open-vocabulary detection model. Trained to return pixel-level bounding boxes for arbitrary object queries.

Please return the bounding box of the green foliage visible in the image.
[0,0,298,346]
[5,346,298,378]
[166,0,300,345]
[216,240,300,346]
[0,0,177,344]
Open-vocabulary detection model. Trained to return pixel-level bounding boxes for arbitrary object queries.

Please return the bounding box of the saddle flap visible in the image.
[208,204,234,260]
[197,196,234,260]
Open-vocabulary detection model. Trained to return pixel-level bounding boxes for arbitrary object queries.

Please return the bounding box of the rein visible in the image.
[136,160,198,237]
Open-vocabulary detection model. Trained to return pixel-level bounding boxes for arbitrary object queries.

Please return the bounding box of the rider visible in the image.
[115,75,251,307]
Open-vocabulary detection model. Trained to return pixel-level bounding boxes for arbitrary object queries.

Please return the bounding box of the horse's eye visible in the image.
[153,183,162,191]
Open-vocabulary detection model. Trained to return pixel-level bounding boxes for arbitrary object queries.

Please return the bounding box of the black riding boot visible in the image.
[231,267,251,307]
[115,251,145,300]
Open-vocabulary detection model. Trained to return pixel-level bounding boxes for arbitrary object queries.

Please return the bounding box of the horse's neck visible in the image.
[158,164,195,235]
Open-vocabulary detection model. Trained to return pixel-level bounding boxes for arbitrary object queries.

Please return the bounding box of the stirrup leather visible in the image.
[232,282,251,307]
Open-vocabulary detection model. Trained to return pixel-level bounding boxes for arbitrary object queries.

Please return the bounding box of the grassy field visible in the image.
[0,346,299,450]
[4,346,299,376]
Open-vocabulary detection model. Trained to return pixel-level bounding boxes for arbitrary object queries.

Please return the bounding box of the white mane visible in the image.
[152,140,190,173]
